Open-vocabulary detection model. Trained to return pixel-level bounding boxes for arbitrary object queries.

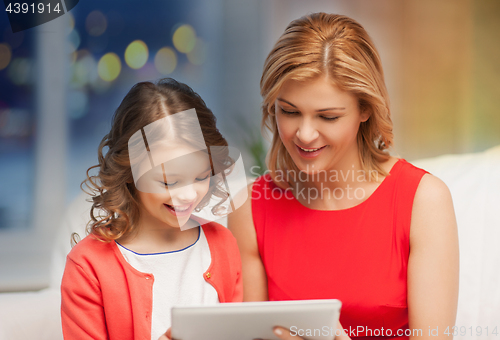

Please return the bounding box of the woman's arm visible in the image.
[228,183,268,302]
[408,174,460,339]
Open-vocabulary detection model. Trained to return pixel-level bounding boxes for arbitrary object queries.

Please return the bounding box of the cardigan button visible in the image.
[206,272,211,279]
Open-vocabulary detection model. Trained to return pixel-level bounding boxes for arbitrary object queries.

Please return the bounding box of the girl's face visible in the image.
[136,144,212,229]
[274,76,369,174]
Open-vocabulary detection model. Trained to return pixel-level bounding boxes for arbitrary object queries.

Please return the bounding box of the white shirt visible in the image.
[117,226,219,340]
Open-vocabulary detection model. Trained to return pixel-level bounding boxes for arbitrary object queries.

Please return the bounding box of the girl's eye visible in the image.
[196,174,210,181]
[280,107,299,115]
[161,181,177,187]
[321,116,339,121]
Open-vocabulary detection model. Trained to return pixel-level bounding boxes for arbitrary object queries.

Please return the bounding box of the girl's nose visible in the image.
[296,120,319,145]
[173,183,198,203]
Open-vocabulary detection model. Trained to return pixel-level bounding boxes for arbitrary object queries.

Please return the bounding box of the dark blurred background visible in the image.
[0,0,499,291]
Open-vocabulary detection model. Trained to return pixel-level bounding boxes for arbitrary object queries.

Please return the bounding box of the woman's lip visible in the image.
[296,144,327,151]
[295,144,327,158]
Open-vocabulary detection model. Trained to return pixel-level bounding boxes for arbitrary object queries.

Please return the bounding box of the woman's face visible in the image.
[274,76,369,174]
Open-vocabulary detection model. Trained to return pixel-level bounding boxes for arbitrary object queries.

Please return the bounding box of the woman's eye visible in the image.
[321,116,339,121]
[280,107,298,115]
[161,181,177,187]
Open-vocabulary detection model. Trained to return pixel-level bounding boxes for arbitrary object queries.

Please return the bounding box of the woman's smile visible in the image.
[295,144,328,158]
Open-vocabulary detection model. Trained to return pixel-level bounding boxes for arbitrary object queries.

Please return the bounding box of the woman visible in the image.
[228,13,459,339]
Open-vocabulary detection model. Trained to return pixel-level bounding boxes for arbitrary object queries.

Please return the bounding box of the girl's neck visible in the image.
[117,217,200,254]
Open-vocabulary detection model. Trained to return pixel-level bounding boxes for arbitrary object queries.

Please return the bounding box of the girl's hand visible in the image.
[272,321,351,340]
[158,328,172,340]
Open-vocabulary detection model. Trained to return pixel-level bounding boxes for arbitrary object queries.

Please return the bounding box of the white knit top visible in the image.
[117,226,219,340]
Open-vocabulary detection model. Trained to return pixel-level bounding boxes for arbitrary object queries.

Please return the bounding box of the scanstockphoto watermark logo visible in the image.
[3,0,79,33]
[290,325,423,338]
[250,165,381,204]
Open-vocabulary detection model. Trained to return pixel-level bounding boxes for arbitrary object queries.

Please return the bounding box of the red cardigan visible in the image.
[61,222,242,340]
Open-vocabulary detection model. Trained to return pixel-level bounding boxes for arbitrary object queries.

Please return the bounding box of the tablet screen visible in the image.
[171,299,341,340]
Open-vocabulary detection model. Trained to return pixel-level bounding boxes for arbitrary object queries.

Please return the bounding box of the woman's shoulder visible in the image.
[397,158,429,175]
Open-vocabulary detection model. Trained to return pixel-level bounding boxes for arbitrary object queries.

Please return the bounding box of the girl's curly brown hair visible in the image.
[81,78,230,242]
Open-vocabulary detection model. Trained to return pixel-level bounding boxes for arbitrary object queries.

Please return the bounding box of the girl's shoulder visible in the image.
[200,220,235,243]
[66,233,116,264]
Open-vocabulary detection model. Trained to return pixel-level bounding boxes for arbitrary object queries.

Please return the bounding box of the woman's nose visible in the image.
[296,120,319,145]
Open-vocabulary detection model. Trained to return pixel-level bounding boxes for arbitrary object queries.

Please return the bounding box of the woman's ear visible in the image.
[360,107,370,123]
[268,105,275,117]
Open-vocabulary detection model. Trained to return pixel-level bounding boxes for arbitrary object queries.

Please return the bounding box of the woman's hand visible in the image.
[158,328,171,340]
[272,321,351,340]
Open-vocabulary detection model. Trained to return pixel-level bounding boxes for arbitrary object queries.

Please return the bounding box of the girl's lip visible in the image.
[295,144,327,158]
[164,203,194,217]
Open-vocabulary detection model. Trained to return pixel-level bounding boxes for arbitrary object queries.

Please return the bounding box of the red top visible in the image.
[252,159,428,339]
[61,221,242,340]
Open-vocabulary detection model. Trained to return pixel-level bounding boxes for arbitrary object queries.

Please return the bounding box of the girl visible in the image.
[61,78,242,340]
[229,13,459,340]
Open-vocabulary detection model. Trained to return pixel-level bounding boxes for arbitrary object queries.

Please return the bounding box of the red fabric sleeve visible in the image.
[60,256,109,340]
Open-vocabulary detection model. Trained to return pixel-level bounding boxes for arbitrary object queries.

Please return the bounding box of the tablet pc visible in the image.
[171,299,341,340]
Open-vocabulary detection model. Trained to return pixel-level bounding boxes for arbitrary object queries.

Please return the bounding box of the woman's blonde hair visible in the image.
[261,13,393,187]
[80,78,229,242]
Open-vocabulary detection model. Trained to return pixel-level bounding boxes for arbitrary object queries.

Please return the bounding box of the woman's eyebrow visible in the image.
[277,98,346,111]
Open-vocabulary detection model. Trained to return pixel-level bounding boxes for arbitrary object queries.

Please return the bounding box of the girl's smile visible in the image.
[164,202,196,217]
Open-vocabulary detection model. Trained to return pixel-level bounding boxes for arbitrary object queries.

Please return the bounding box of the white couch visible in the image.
[1,146,499,340]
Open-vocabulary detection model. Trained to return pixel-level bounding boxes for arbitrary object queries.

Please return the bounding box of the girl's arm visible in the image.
[407,174,460,339]
[228,183,268,301]
[61,257,108,340]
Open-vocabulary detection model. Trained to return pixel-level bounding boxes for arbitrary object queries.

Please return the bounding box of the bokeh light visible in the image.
[85,10,107,37]
[68,90,89,119]
[173,24,196,53]
[68,30,81,53]
[71,50,98,88]
[154,47,177,75]
[97,52,121,82]
[187,38,207,65]
[90,77,112,94]
[0,43,12,70]
[125,40,149,69]
[7,58,32,85]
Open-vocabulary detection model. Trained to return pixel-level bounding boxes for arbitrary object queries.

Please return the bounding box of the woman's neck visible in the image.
[288,148,395,211]
[295,149,368,191]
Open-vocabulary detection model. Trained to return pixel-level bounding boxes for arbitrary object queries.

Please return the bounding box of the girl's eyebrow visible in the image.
[277,97,346,112]
[161,165,212,177]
